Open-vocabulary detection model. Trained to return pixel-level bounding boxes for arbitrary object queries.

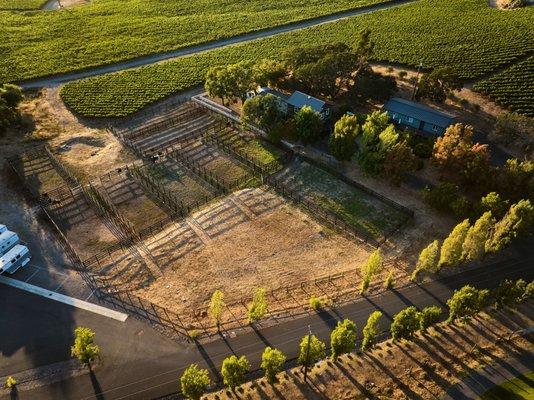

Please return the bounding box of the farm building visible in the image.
[383,97,456,136]
[254,88,331,120]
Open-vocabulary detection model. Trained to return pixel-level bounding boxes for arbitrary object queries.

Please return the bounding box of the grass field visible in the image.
[479,371,534,400]
[0,0,46,9]
[0,0,385,83]
[474,56,534,117]
[60,0,534,117]
[279,161,408,242]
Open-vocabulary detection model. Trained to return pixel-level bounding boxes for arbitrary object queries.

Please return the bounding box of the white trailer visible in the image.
[0,244,31,274]
[0,230,20,256]
[0,224,6,234]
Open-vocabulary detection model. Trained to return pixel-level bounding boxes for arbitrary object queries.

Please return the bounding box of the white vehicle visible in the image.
[0,244,31,274]
[0,230,20,256]
[0,224,6,234]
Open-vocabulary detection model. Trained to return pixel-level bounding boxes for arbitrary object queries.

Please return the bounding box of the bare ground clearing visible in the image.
[206,303,534,400]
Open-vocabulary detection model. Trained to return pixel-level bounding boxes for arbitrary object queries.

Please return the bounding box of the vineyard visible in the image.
[60,0,534,117]
[0,0,45,10]
[473,56,534,117]
[0,0,385,83]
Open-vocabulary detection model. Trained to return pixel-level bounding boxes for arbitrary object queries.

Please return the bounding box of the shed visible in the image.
[383,97,456,136]
[287,91,331,120]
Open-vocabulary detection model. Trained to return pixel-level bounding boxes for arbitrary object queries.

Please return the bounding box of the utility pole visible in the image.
[303,325,312,383]
[411,61,423,100]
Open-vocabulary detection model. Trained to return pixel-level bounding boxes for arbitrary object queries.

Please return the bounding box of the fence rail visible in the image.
[43,145,79,187]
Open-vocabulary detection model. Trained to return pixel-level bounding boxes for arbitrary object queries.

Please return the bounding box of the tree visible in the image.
[298,334,325,367]
[432,124,490,184]
[384,270,395,289]
[351,69,396,103]
[204,62,255,104]
[295,106,322,145]
[329,114,360,160]
[438,219,470,269]
[248,288,268,323]
[360,249,383,294]
[382,139,418,184]
[462,211,494,262]
[71,327,100,365]
[361,311,382,351]
[330,319,358,359]
[495,159,534,202]
[446,285,489,323]
[361,111,390,150]
[0,96,19,134]
[205,66,231,105]
[0,84,24,108]
[221,355,250,391]
[253,59,288,87]
[486,199,534,253]
[419,306,442,332]
[411,240,440,280]
[353,28,375,77]
[261,347,286,383]
[180,364,211,400]
[493,279,527,308]
[416,67,462,102]
[391,306,420,341]
[209,289,225,330]
[480,192,509,220]
[241,94,284,135]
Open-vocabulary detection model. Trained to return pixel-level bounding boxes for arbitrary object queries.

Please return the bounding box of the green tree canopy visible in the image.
[360,249,383,294]
[412,240,440,280]
[462,211,494,262]
[486,199,534,253]
[295,105,323,145]
[180,364,211,400]
[416,66,462,102]
[329,114,360,161]
[241,94,284,134]
[221,355,250,391]
[209,289,225,329]
[446,285,489,323]
[260,347,286,383]
[362,311,382,351]
[298,334,325,367]
[71,327,100,365]
[419,306,442,332]
[391,306,420,341]
[248,288,268,323]
[438,219,470,269]
[330,319,358,359]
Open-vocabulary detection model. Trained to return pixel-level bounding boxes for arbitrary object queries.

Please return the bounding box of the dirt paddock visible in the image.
[134,188,375,328]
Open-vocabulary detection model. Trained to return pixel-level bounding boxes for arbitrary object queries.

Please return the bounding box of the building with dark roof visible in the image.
[383,97,456,136]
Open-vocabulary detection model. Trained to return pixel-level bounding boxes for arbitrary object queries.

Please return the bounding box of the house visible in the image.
[253,88,331,120]
[383,97,456,136]
[286,91,331,120]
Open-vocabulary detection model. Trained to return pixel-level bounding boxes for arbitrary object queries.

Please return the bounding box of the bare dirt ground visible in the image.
[18,88,135,182]
[134,188,377,329]
[206,303,534,400]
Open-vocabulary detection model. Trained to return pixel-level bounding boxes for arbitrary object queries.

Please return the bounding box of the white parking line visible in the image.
[54,275,70,291]
[24,268,40,283]
[0,276,128,322]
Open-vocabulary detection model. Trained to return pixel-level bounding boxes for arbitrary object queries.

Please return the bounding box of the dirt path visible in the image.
[20,0,416,89]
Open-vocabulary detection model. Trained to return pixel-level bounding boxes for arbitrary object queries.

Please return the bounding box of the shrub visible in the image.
[330,319,358,359]
[421,182,459,213]
[384,270,395,289]
[493,279,527,308]
[180,364,211,400]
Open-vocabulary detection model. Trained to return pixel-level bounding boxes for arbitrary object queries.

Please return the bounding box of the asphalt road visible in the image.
[1,243,533,400]
[19,0,416,89]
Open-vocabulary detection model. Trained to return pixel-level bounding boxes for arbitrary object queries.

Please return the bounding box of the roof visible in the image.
[287,91,327,113]
[383,97,456,127]
[257,87,290,101]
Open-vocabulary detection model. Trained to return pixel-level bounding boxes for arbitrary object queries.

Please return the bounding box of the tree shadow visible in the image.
[251,324,272,348]
[195,340,221,381]
[88,364,105,400]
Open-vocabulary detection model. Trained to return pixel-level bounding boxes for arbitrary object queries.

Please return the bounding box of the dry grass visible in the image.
[206,304,534,400]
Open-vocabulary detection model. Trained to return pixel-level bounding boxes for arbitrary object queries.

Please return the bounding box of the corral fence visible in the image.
[265,174,381,247]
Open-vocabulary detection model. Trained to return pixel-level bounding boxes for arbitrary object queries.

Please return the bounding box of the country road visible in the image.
[19,0,416,89]
[1,242,533,400]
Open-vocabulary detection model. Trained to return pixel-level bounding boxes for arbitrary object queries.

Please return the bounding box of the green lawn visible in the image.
[0,0,46,10]
[60,0,534,117]
[0,0,385,82]
[479,371,534,400]
[281,162,409,242]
